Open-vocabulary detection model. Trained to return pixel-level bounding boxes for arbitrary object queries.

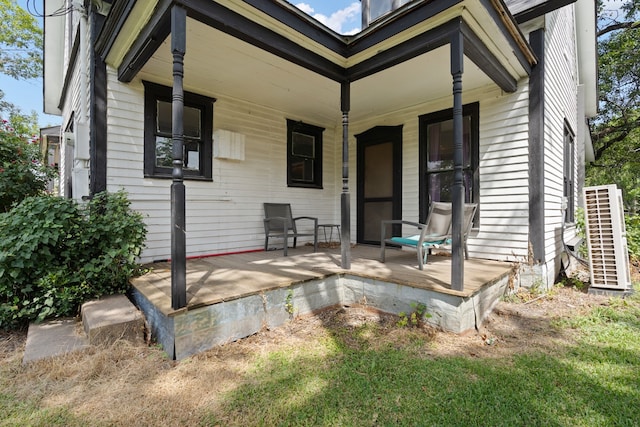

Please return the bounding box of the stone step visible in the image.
[23,294,145,364]
[81,294,144,346]
[23,318,89,364]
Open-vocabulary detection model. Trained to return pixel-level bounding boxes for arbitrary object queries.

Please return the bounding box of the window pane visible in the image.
[427,116,471,171]
[155,137,173,168]
[370,0,392,21]
[157,102,202,138]
[184,140,200,170]
[290,158,314,182]
[428,170,473,203]
[157,101,172,134]
[184,106,201,138]
[292,132,315,158]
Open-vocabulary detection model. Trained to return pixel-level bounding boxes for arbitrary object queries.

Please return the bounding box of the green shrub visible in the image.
[626,214,640,262]
[0,191,146,328]
[0,122,57,212]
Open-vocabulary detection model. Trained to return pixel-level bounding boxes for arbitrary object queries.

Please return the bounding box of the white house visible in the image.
[43,0,596,306]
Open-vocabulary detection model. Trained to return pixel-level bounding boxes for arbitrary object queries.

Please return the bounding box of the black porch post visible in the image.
[341,81,351,269]
[450,31,464,291]
[171,5,187,309]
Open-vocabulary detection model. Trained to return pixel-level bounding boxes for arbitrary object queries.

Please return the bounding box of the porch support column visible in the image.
[340,81,351,269]
[171,5,187,309]
[450,31,464,291]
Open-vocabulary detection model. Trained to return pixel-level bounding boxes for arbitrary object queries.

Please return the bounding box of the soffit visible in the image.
[139,19,495,123]
[105,0,159,66]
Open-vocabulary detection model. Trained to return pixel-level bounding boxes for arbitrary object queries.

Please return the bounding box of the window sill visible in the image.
[144,173,213,182]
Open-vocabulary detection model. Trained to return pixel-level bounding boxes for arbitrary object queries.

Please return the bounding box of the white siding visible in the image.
[476,85,531,261]
[102,9,582,268]
[105,70,339,262]
[542,5,579,273]
[57,8,92,200]
[348,84,532,263]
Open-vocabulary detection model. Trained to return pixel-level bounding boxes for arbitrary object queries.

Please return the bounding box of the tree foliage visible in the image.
[0,0,42,80]
[588,0,640,213]
[0,115,56,213]
[0,90,39,136]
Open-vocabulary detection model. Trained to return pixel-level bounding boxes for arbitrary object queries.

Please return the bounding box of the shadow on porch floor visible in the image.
[131,245,514,316]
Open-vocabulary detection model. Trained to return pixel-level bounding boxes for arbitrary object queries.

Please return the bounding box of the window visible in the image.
[287,119,324,188]
[143,81,215,180]
[419,103,479,224]
[362,0,412,26]
[564,122,575,223]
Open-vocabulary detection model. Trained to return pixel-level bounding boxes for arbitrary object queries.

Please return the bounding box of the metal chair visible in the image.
[263,203,318,256]
[380,202,477,270]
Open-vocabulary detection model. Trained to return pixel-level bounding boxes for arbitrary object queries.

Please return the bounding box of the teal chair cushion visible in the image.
[390,235,447,247]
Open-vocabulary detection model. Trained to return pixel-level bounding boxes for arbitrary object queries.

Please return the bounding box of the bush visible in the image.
[0,121,57,212]
[626,214,640,262]
[0,191,146,328]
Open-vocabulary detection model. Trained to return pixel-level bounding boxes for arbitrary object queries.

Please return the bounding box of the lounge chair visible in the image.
[263,203,318,256]
[380,202,477,270]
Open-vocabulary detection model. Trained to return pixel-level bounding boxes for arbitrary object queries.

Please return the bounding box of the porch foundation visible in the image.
[132,270,510,360]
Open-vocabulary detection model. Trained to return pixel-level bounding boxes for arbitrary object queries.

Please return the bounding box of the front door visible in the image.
[356,126,402,245]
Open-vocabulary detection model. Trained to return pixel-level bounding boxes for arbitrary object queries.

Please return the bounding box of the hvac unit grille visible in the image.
[583,185,631,290]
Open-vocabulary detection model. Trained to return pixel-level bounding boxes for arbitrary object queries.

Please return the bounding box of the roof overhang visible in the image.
[575,0,597,118]
[43,0,66,116]
[95,0,536,121]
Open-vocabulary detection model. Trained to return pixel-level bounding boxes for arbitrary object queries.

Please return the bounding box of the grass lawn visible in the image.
[0,282,639,426]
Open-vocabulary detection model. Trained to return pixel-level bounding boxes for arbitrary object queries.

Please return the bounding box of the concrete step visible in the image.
[23,294,144,364]
[23,318,89,364]
[81,294,144,346]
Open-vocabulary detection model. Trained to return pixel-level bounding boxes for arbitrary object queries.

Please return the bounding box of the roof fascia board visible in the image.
[512,0,576,23]
[481,0,536,69]
[118,0,172,82]
[95,0,137,60]
[43,0,66,115]
[348,18,519,93]
[241,0,348,56]
[57,29,81,110]
[348,0,464,54]
[347,19,457,81]
[461,21,518,92]
[180,0,346,82]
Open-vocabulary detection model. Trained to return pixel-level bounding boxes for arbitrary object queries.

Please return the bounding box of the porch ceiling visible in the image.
[103,0,535,124]
[138,19,496,123]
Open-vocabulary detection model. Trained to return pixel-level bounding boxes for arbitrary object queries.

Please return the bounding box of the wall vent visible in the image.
[583,185,631,291]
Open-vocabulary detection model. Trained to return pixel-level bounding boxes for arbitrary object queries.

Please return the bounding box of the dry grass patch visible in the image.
[1,281,638,426]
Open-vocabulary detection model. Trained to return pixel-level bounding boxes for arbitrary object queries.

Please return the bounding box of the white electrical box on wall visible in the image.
[213,129,245,160]
[74,122,90,161]
[583,184,632,292]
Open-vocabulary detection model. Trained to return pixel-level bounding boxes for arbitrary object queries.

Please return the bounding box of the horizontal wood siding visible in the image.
[543,6,579,267]
[349,84,531,262]
[105,69,338,262]
[476,85,531,261]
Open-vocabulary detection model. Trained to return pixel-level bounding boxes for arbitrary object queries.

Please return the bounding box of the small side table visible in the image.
[317,224,341,244]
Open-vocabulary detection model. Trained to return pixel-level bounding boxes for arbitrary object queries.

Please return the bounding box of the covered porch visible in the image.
[131,245,513,359]
[95,0,535,312]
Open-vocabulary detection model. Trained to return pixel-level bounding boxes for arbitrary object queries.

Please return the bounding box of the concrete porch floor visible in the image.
[131,245,514,359]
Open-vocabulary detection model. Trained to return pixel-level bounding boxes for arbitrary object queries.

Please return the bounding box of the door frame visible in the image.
[356,125,403,245]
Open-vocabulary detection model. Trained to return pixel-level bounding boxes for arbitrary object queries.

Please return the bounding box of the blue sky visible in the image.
[292,1,361,34]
